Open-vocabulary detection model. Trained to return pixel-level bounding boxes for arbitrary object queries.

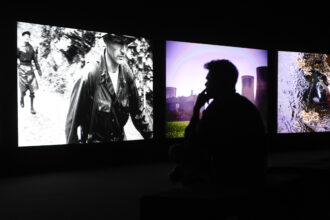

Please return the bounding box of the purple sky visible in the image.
[166,40,268,97]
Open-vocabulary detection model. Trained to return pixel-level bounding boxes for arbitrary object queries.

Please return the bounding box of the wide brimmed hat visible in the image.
[100,33,136,44]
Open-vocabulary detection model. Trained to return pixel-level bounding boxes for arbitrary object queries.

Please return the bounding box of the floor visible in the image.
[0,148,329,220]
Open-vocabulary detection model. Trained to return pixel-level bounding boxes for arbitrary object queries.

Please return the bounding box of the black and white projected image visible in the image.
[17,22,153,147]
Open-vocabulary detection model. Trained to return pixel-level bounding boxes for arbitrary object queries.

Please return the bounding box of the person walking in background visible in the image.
[17,31,42,114]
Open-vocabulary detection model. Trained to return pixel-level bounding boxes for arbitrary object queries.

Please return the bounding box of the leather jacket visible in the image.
[65,49,152,143]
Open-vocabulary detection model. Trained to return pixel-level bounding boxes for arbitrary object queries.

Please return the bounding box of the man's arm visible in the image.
[32,47,42,76]
[184,89,210,140]
[65,71,93,144]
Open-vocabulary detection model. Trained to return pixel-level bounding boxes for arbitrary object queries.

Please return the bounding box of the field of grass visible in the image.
[166,121,189,138]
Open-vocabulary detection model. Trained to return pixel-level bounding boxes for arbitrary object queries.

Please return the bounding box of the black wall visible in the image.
[1,7,330,176]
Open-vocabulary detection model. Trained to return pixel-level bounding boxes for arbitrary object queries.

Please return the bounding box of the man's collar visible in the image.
[100,49,122,85]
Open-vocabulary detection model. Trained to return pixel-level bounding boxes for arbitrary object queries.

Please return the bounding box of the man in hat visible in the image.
[17,31,42,114]
[65,33,153,143]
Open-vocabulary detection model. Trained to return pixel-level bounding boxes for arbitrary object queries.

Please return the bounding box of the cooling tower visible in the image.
[242,75,255,104]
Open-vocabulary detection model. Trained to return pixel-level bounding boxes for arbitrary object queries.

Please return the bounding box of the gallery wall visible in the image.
[1,8,329,176]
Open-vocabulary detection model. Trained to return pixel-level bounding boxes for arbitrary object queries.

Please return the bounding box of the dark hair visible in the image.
[204,59,239,88]
[22,31,31,37]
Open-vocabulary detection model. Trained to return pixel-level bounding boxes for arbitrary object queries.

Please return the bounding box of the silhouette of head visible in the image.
[204,59,238,98]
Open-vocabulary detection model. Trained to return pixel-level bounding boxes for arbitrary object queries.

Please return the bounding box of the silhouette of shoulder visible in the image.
[197,93,264,138]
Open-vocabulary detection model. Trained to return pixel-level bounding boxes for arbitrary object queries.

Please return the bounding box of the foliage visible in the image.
[297,53,330,77]
[38,26,96,94]
[127,37,153,108]
[18,22,153,123]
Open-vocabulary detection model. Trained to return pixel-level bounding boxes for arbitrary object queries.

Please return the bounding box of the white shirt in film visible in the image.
[108,68,119,94]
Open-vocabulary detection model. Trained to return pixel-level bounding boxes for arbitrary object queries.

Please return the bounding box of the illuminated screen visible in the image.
[166,40,268,138]
[17,22,153,147]
[278,51,330,133]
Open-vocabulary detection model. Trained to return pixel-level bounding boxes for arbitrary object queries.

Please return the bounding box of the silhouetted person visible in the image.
[169,59,267,188]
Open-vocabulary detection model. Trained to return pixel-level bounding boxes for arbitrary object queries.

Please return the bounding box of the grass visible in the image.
[166,121,189,138]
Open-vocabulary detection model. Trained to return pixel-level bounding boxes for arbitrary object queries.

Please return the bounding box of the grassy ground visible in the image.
[166,121,189,138]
